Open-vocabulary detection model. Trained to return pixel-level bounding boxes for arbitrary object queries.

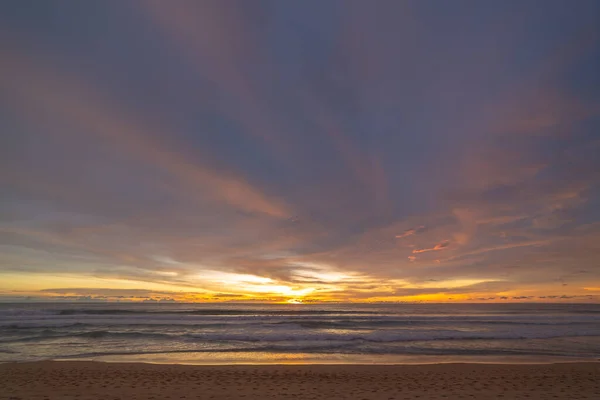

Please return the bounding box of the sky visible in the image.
[1,0,600,303]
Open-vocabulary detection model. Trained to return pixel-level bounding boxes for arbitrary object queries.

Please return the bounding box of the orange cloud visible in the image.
[444,240,550,261]
[396,225,425,239]
[452,209,477,245]
[413,240,450,254]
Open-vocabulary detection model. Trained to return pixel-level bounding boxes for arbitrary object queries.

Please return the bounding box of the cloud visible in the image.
[1,1,600,302]
[396,226,425,239]
[413,241,450,254]
[0,45,289,218]
[39,288,174,297]
[452,209,477,245]
[444,240,551,262]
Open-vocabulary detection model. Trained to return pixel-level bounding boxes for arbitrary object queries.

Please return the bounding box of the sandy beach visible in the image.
[0,361,598,400]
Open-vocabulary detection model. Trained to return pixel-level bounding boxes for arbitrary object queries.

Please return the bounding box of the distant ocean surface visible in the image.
[1,303,599,364]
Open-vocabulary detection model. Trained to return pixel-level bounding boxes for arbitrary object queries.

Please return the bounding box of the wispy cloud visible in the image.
[413,241,451,254]
[396,226,425,239]
[0,46,289,218]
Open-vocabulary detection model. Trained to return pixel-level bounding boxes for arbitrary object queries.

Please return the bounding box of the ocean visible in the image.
[1,302,599,364]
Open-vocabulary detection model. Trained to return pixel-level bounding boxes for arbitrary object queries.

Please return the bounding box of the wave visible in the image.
[181,330,600,343]
[0,330,175,343]
[3,327,600,345]
[3,315,598,332]
[2,303,600,318]
[0,322,89,330]
[279,318,597,329]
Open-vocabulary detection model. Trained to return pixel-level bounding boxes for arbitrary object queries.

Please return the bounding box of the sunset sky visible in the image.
[1,0,600,303]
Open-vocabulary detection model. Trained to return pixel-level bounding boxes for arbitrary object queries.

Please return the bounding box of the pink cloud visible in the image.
[413,240,450,254]
[396,225,425,239]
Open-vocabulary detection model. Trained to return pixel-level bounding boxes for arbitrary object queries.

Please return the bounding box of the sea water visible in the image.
[1,302,599,364]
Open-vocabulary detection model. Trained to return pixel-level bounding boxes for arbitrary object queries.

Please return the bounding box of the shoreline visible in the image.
[56,352,600,366]
[1,361,598,399]
[4,359,600,366]
[4,352,598,366]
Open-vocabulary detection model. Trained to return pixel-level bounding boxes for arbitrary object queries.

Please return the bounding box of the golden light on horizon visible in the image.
[1,266,598,303]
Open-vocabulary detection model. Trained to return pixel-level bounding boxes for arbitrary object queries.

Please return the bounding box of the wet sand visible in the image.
[0,361,598,399]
